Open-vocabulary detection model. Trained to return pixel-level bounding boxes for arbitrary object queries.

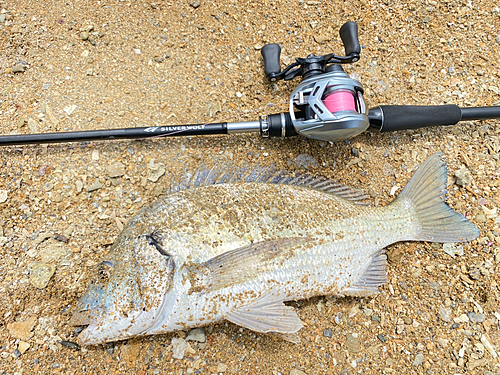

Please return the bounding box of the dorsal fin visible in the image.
[163,163,370,205]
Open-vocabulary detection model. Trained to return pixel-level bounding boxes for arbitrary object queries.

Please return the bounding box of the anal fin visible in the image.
[342,252,387,296]
[225,292,303,336]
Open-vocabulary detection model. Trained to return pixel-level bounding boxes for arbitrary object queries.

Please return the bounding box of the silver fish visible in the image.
[71,152,479,345]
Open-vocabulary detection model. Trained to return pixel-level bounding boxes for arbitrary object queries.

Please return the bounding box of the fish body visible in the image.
[71,153,479,345]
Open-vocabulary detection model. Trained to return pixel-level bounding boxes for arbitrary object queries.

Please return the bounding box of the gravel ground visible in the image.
[1,0,499,374]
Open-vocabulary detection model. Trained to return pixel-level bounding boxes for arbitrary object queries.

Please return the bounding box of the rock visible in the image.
[314,34,330,44]
[217,363,228,372]
[468,312,486,323]
[437,338,449,348]
[147,161,166,182]
[346,333,360,353]
[86,181,103,192]
[293,154,318,169]
[496,35,500,44]
[0,190,7,203]
[442,243,464,258]
[38,244,69,263]
[190,1,201,8]
[290,370,307,375]
[323,329,333,338]
[75,180,83,193]
[7,316,37,341]
[377,334,387,343]
[106,162,126,178]
[172,337,195,360]
[120,342,141,367]
[29,262,55,289]
[63,105,77,116]
[0,14,5,23]
[34,232,52,246]
[438,306,451,322]
[80,31,89,40]
[454,167,472,186]
[185,327,206,343]
[475,213,487,222]
[412,353,424,366]
[18,341,30,354]
[12,63,26,73]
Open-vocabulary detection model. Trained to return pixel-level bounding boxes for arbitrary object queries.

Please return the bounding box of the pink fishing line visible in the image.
[323,90,356,112]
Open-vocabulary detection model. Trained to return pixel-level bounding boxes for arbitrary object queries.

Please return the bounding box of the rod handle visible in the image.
[369,105,462,132]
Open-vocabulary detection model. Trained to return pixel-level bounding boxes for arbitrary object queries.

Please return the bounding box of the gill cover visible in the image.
[71,232,175,345]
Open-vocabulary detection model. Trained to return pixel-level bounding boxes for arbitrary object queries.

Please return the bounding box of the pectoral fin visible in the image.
[225,291,303,337]
[189,237,313,293]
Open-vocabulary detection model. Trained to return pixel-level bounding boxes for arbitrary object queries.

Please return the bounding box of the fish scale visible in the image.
[71,153,479,345]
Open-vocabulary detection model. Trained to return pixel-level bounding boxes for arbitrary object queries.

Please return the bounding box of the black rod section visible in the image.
[368,105,500,132]
[0,122,228,146]
[460,106,500,121]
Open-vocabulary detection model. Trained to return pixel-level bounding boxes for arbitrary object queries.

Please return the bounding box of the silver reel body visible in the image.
[289,70,369,141]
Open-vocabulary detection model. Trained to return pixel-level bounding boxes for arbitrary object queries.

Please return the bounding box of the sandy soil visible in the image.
[0,0,499,374]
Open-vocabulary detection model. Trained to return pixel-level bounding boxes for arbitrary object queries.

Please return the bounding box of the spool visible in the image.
[323,90,356,113]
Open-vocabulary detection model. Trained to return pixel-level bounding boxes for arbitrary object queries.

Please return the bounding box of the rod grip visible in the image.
[339,21,361,56]
[371,105,462,132]
[261,43,281,78]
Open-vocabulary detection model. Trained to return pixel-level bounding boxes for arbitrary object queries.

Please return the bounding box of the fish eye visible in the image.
[97,260,113,281]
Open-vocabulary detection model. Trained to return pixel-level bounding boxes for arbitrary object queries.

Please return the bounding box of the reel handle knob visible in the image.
[261,43,282,80]
[339,21,361,58]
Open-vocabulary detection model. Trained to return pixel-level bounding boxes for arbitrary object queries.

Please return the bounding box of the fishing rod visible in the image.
[1,21,499,147]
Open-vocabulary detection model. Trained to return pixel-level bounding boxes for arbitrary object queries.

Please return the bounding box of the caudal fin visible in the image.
[395,152,479,243]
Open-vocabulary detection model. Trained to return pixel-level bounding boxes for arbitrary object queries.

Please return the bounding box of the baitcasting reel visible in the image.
[0,21,499,146]
[260,21,369,141]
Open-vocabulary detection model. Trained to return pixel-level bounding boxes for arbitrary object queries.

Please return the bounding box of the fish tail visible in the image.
[395,152,479,243]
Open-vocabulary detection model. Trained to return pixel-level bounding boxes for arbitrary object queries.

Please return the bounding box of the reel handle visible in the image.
[261,43,282,80]
[339,21,361,58]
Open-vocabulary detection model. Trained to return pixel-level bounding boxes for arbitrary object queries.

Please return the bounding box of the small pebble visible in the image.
[454,167,473,186]
[293,154,318,169]
[12,63,26,73]
[451,322,459,329]
[412,353,424,367]
[190,1,201,8]
[323,329,333,338]
[18,341,30,354]
[467,312,486,323]
[0,190,7,203]
[0,14,5,23]
[59,341,80,350]
[185,327,206,343]
[85,181,103,192]
[13,349,21,358]
[29,262,55,289]
[371,314,381,322]
[442,243,464,258]
[346,334,360,353]
[54,234,69,243]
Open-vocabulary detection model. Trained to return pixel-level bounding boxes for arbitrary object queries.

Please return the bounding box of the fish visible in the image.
[70,152,479,345]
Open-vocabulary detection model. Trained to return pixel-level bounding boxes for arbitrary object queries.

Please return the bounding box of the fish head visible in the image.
[71,230,176,345]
